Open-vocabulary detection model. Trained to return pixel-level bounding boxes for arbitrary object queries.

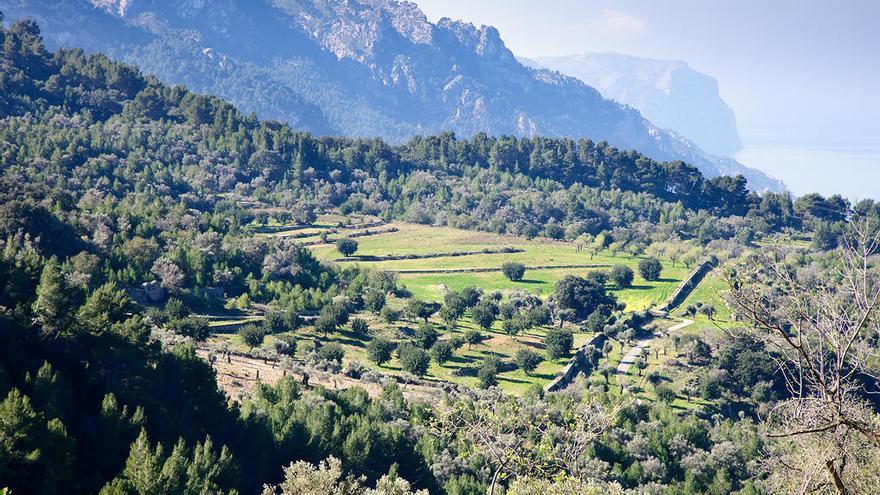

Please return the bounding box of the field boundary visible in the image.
[545,333,607,392]
[337,247,525,262]
[392,263,611,274]
[301,227,400,245]
[654,258,718,314]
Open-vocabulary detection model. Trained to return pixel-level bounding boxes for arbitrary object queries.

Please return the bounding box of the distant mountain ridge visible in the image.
[1,0,783,191]
[524,52,743,158]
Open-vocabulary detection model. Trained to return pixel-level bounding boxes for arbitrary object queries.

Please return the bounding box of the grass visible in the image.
[309,222,689,311]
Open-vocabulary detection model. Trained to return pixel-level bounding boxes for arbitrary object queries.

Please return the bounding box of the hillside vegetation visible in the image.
[1,16,879,495]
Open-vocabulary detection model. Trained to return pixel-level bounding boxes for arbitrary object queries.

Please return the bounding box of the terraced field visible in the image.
[205,216,709,395]
[309,222,690,311]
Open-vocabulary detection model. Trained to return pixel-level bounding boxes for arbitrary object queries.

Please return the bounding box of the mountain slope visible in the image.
[525,52,743,158]
[1,0,782,191]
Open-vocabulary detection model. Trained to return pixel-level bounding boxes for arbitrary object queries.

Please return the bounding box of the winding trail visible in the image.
[616,319,694,386]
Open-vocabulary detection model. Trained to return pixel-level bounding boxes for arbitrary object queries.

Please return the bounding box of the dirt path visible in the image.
[616,319,694,385]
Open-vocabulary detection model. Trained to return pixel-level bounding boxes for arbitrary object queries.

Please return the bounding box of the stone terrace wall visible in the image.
[545,333,608,392]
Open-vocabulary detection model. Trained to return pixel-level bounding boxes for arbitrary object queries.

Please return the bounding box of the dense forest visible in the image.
[1,15,878,495]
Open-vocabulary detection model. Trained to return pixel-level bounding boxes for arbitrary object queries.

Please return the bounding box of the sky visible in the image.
[414,0,880,199]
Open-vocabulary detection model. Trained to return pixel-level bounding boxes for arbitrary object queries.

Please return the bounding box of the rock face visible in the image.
[1,0,782,191]
[526,52,743,158]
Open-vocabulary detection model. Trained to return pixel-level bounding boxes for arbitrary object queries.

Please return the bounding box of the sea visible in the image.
[736,129,880,201]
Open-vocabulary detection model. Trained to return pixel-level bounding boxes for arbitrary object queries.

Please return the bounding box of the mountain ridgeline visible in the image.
[524,53,743,158]
[1,0,782,192]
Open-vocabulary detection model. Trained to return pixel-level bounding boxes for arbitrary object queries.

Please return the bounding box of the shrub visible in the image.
[318,342,345,363]
[398,344,430,376]
[273,335,297,356]
[638,258,663,281]
[239,324,265,349]
[336,238,358,257]
[366,338,395,366]
[501,262,526,282]
[585,270,608,285]
[515,349,543,375]
[430,340,454,365]
[610,265,635,288]
[545,328,573,360]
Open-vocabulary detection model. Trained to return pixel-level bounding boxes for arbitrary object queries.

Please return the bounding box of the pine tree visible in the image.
[32,258,73,334]
[0,389,43,490]
[120,429,165,495]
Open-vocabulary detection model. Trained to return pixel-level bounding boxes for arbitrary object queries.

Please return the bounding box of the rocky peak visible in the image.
[436,18,514,63]
[274,0,433,61]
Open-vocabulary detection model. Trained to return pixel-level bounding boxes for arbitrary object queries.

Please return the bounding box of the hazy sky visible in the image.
[414,0,880,198]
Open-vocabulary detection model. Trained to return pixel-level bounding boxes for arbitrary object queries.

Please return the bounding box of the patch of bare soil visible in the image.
[196,348,444,403]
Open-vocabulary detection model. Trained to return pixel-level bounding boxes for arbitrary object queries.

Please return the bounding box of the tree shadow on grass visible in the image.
[519,340,545,351]
[526,372,556,381]
[448,354,477,365]
[627,284,654,291]
[516,279,542,284]
[325,335,366,349]
[498,376,528,385]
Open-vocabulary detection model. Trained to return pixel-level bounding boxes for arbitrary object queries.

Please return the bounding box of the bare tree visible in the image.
[726,217,880,494]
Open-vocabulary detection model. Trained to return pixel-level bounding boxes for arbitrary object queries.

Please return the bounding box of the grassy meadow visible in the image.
[309,222,690,310]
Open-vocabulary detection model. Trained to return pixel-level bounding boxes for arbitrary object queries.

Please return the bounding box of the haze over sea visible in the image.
[737,128,880,200]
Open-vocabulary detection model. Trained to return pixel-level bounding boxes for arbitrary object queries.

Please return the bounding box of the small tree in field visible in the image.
[318,342,344,363]
[610,265,634,288]
[544,328,573,360]
[633,357,647,376]
[477,357,499,388]
[515,349,543,375]
[413,321,439,349]
[471,301,498,331]
[430,340,454,365]
[366,338,395,366]
[638,258,662,281]
[501,262,526,282]
[398,344,430,377]
[336,238,358,257]
[239,324,265,350]
[698,304,717,320]
[464,330,484,349]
